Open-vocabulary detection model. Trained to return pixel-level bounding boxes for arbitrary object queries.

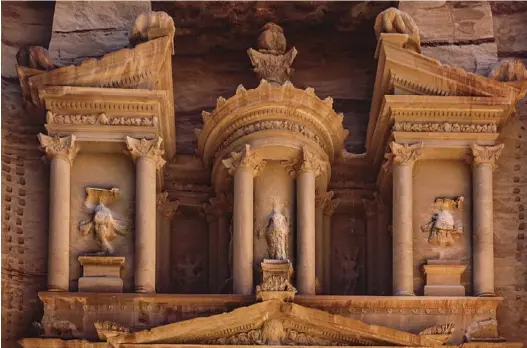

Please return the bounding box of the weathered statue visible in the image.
[79,188,127,255]
[421,197,464,248]
[258,207,289,261]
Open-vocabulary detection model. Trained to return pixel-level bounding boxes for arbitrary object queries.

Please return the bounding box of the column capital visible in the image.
[38,133,79,164]
[222,144,266,176]
[471,143,504,168]
[315,189,334,209]
[201,193,233,222]
[387,142,423,166]
[323,197,340,217]
[287,147,328,178]
[156,192,180,219]
[125,136,166,170]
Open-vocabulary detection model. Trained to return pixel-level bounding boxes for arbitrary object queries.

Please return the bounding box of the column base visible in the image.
[394,291,415,296]
[78,256,125,293]
[47,287,68,292]
[135,288,156,294]
[476,292,497,297]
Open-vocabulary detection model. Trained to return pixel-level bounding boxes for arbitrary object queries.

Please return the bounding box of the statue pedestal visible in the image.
[256,259,296,302]
[78,256,125,293]
[423,260,466,296]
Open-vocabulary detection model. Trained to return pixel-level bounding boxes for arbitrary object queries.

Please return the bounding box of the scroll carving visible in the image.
[79,188,127,255]
[222,144,266,176]
[157,192,180,219]
[388,142,423,166]
[374,8,421,53]
[247,23,297,84]
[393,122,497,133]
[38,133,79,164]
[125,136,166,170]
[47,111,158,127]
[421,197,464,248]
[471,143,505,168]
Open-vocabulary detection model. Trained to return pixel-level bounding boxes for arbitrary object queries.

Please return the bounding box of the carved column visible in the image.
[363,198,378,295]
[294,148,325,295]
[223,144,265,295]
[156,192,179,293]
[471,143,504,297]
[315,190,333,294]
[323,197,339,294]
[126,136,166,293]
[388,142,422,296]
[38,134,78,291]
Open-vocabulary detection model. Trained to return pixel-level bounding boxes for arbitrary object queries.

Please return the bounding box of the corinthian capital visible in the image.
[156,192,179,219]
[287,147,328,178]
[323,198,340,217]
[388,142,423,166]
[125,136,166,170]
[38,133,79,164]
[471,143,505,168]
[222,144,266,176]
[315,190,334,209]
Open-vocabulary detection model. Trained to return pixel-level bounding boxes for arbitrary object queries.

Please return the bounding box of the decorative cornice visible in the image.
[125,136,166,170]
[37,133,79,164]
[156,192,180,219]
[387,142,423,166]
[46,99,158,114]
[46,111,158,127]
[470,143,505,168]
[315,190,334,209]
[222,144,266,177]
[393,122,497,133]
[323,198,340,217]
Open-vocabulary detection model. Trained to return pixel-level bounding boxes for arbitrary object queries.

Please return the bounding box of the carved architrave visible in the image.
[156,192,180,219]
[125,136,166,170]
[388,141,423,166]
[471,143,505,168]
[222,144,266,177]
[37,133,79,164]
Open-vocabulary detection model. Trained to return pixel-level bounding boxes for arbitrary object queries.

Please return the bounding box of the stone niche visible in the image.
[413,160,472,295]
[69,153,135,292]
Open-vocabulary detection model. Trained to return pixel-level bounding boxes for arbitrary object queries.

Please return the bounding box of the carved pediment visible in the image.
[107,300,441,347]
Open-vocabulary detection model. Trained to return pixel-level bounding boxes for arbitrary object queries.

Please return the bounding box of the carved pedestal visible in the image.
[256,259,296,302]
[78,256,125,293]
[423,260,466,296]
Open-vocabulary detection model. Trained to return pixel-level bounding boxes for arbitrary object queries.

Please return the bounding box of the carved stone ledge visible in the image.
[38,133,79,164]
[125,136,166,170]
[471,143,505,168]
[222,144,266,177]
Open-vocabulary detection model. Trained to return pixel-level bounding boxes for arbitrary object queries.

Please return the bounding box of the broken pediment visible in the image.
[106,300,442,347]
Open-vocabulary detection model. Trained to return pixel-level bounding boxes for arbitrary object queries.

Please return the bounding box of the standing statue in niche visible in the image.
[421,197,464,248]
[79,187,127,255]
[258,201,290,261]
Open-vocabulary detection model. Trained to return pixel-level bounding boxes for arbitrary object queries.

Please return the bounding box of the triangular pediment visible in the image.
[106,300,441,347]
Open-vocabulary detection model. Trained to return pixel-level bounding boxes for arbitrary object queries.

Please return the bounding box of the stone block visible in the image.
[78,277,124,293]
[78,256,125,293]
[423,261,466,296]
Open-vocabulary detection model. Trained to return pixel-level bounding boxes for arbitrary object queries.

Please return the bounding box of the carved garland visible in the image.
[47,111,159,127]
[392,122,498,133]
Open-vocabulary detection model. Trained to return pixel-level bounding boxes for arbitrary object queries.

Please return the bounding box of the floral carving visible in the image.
[38,133,79,164]
[421,197,464,248]
[79,188,127,255]
[247,23,297,84]
[471,143,505,168]
[46,111,158,127]
[392,122,497,133]
[374,8,421,53]
[125,136,166,170]
[222,144,266,176]
[388,142,423,166]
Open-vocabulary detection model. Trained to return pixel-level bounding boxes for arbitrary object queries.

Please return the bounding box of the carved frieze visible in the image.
[222,144,266,176]
[471,143,505,168]
[421,197,464,248]
[125,136,166,170]
[46,111,159,127]
[38,133,79,164]
[393,122,498,133]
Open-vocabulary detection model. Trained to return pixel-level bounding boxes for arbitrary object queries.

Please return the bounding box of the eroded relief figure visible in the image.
[421,197,464,248]
[258,206,289,260]
[79,188,127,255]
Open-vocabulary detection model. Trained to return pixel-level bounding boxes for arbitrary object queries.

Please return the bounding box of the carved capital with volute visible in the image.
[156,192,180,219]
[125,136,167,170]
[222,144,266,177]
[287,147,328,178]
[387,142,423,167]
[315,190,334,209]
[470,143,505,169]
[323,198,340,217]
[38,133,79,164]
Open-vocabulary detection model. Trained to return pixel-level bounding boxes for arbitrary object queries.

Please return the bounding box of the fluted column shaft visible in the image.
[223,144,265,295]
[471,143,504,296]
[389,142,422,296]
[126,136,166,293]
[38,134,78,292]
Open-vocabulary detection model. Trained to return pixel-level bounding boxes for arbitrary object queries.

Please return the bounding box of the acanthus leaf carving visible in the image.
[222,144,266,176]
[388,141,423,166]
[38,133,79,164]
[471,143,505,168]
[315,190,334,209]
[156,192,180,219]
[323,197,340,217]
[125,136,166,170]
